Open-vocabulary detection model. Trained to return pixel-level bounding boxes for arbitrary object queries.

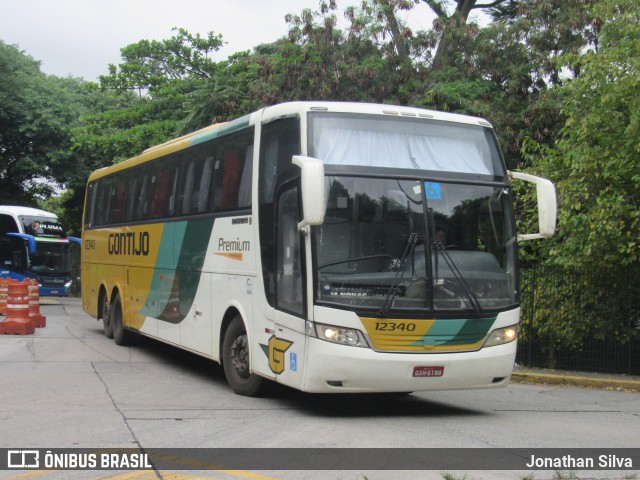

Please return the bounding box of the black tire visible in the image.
[222,316,269,397]
[100,291,113,339]
[111,293,134,346]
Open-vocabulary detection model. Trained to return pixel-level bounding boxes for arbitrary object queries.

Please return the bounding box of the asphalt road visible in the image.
[0,299,638,480]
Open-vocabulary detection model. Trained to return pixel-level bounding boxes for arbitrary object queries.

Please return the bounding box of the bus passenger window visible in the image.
[197,158,213,213]
[151,169,171,218]
[109,182,126,224]
[135,175,149,220]
[220,149,242,210]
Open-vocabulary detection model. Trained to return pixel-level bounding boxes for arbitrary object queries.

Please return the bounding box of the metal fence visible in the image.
[517,265,640,375]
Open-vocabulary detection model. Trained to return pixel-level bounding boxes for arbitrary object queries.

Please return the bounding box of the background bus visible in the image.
[82,101,556,396]
[0,206,81,297]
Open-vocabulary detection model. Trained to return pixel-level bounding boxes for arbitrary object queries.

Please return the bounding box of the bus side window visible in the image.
[109,182,126,224]
[197,157,213,213]
[181,161,196,216]
[220,149,242,210]
[151,168,171,219]
[238,145,253,208]
[85,183,97,227]
[276,185,304,316]
[94,180,111,226]
[213,130,254,212]
[126,175,139,222]
[135,174,149,221]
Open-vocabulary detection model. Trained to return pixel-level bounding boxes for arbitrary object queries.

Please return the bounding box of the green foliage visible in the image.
[527,0,640,268]
[0,40,92,205]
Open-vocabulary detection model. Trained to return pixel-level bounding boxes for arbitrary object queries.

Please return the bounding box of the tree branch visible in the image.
[470,0,508,9]
[421,0,449,20]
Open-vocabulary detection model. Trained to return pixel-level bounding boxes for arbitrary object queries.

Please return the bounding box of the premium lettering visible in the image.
[218,237,250,252]
[108,232,150,256]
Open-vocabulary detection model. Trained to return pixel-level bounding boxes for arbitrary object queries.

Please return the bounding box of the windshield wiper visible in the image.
[433,242,483,315]
[379,233,419,315]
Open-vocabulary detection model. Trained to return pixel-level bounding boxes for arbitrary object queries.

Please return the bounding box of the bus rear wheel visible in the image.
[100,292,113,339]
[111,293,134,346]
[222,316,269,397]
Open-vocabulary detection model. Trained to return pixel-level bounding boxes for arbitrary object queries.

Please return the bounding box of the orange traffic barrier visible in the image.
[0,278,7,315]
[28,278,46,328]
[0,279,35,335]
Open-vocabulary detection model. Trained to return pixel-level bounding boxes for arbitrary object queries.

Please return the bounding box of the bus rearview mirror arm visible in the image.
[292,155,326,233]
[508,171,557,241]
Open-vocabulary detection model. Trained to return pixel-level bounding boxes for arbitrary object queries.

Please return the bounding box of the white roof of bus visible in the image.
[261,101,493,127]
[0,206,58,219]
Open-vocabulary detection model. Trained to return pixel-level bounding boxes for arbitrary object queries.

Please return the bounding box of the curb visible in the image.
[511,371,640,392]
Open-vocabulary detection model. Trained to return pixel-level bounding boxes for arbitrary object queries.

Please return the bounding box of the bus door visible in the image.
[257,116,306,388]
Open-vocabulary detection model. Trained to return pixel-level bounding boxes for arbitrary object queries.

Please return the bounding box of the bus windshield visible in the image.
[314,176,517,313]
[309,112,505,177]
[30,242,71,274]
[16,215,71,274]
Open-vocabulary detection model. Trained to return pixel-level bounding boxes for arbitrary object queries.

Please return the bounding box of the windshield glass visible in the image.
[314,176,517,313]
[30,242,71,274]
[309,113,505,177]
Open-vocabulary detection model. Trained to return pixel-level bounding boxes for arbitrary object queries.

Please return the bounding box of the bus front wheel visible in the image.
[111,293,134,346]
[222,316,269,397]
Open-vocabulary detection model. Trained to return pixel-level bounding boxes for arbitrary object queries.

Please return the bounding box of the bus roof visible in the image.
[87,101,494,183]
[0,206,58,219]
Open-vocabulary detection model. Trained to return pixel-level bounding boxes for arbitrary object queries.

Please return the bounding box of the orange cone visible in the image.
[0,278,8,316]
[0,279,35,335]
[28,278,46,328]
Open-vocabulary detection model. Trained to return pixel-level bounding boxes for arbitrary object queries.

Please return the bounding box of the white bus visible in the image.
[82,102,556,396]
[0,205,81,296]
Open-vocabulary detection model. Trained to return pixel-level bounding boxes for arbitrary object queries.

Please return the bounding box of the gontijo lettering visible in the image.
[108,232,150,256]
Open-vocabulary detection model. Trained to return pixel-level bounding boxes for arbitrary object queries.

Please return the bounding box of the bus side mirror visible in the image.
[6,232,37,254]
[509,171,557,241]
[292,155,325,233]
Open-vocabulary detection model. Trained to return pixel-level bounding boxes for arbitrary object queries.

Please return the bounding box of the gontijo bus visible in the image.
[0,205,81,296]
[82,101,556,396]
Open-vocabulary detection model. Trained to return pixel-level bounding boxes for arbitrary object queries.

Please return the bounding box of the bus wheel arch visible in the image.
[98,286,113,339]
[221,310,269,397]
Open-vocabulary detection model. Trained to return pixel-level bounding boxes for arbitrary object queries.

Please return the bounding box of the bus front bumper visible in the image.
[302,337,517,393]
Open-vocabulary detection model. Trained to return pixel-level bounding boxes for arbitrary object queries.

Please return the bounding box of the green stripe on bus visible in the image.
[141,218,214,323]
[190,115,251,146]
[411,317,496,346]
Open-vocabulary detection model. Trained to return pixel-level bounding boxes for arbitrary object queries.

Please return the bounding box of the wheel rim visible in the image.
[101,300,109,323]
[229,334,250,379]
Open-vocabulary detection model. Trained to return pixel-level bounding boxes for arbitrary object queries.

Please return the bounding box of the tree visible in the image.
[528,0,640,268]
[0,41,91,205]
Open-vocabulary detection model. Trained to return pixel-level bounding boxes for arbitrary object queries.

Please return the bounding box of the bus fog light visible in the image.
[483,325,518,348]
[314,322,368,347]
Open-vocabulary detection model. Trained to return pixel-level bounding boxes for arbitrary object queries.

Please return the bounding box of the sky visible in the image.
[0,0,437,82]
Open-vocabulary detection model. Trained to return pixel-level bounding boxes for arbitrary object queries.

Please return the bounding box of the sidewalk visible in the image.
[512,366,640,392]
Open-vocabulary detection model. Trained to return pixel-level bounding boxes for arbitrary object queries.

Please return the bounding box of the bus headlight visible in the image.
[311,322,369,348]
[483,325,518,348]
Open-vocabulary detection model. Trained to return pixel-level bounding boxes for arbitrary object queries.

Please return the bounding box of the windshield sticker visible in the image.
[425,182,442,200]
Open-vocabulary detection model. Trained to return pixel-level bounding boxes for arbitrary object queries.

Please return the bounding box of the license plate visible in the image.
[413,366,444,378]
[50,290,58,294]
